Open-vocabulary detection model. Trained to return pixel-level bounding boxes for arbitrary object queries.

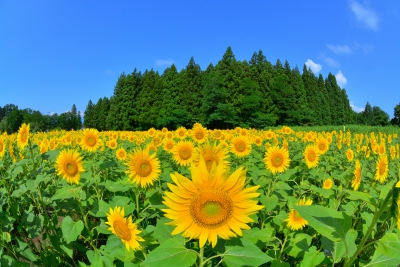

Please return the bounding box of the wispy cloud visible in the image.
[326,44,352,55]
[319,54,341,68]
[305,59,322,74]
[155,59,175,66]
[335,70,347,87]
[350,1,379,31]
[350,101,364,113]
[354,42,373,53]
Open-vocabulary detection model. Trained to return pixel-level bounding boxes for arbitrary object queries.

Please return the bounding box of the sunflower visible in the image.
[107,140,118,150]
[162,156,263,248]
[352,159,361,191]
[316,137,329,154]
[192,125,208,144]
[126,148,161,188]
[346,148,354,162]
[17,123,30,149]
[0,137,5,158]
[192,142,230,172]
[176,127,187,139]
[263,146,290,174]
[375,154,389,184]
[322,178,333,189]
[147,128,156,137]
[116,148,127,161]
[81,128,102,152]
[230,136,251,158]
[304,145,319,169]
[253,136,263,147]
[173,141,195,167]
[55,149,85,184]
[163,139,175,153]
[285,197,313,231]
[106,207,144,251]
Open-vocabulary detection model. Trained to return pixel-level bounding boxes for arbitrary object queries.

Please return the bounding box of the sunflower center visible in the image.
[308,151,316,161]
[190,189,233,229]
[167,143,173,149]
[196,132,204,140]
[86,136,96,146]
[135,159,152,177]
[235,141,246,152]
[379,162,386,176]
[272,154,283,167]
[319,144,325,151]
[293,210,303,221]
[21,132,27,141]
[179,149,191,160]
[65,162,78,176]
[113,220,132,241]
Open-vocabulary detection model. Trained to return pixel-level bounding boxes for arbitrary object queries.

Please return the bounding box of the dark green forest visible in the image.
[1,47,399,133]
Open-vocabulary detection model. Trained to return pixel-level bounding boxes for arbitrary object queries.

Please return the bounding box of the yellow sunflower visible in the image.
[304,145,319,169]
[285,197,313,231]
[263,146,290,174]
[116,148,127,161]
[192,142,230,172]
[322,178,333,189]
[176,126,187,139]
[375,154,389,183]
[126,148,161,188]
[352,159,361,191]
[316,137,329,154]
[163,139,175,153]
[192,125,208,144]
[162,156,263,248]
[106,207,144,251]
[17,123,30,149]
[81,128,102,152]
[107,140,118,150]
[0,137,5,158]
[55,149,85,184]
[230,136,252,158]
[346,148,354,162]
[173,141,195,167]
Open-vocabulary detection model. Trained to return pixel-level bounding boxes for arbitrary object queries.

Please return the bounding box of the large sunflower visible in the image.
[106,207,144,251]
[304,145,319,169]
[81,128,102,152]
[316,137,329,155]
[162,156,263,248]
[55,149,85,184]
[352,159,361,191]
[192,142,230,172]
[375,154,389,183]
[285,197,313,231]
[173,141,195,167]
[230,136,252,158]
[263,146,290,174]
[17,123,30,149]
[126,148,161,188]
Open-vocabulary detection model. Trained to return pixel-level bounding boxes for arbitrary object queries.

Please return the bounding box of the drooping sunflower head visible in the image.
[105,207,144,251]
[285,197,313,231]
[126,148,161,188]
[173,141,195,167]
[304,145,319,169]
[162,155,263,248]
[322,178,333,189]
[230,136,252,158]
[375,154,389,184]
[264,146,290,174]
[352,159,362,191]
[55,149,85,184]
[192,142,230,172]
[17,123,30,149]
[81,128,102,152]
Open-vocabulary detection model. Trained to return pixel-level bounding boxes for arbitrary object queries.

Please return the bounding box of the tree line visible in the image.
[83,47,396,130]
[0,104,82,134]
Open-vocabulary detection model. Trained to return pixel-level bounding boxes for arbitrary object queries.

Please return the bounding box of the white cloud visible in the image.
[326,44,352,55]
[350,101,365,113]
[305,59,322,74]
[155,59,175,66]
[354,42,373,53]
[350,1,379,31]
[325,57,340,68]
[335,70,347,87]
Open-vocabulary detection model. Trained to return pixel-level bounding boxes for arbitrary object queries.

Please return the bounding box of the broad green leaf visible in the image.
[270,261,290,267]
[61,216,84,244]
[51,186,82,201]
[223,237,273,267]
[363,249,400,267]
[310,185,334,198]
[287,233,312,258]
[345,189,377,207]
[243,224,276,244]
[86,250,103,267]
[379,180,395,201]
[375,233,400,260]
[109,196,131,208]
[103,179,133,193]
[141,238,197,267]
[153,218,184,243]
[321,229,357,263]
[260,194,279,212]
[89,200,112,217]
[295,204,351,242]
[104,235,137,263]
[299,246,325,267]
[22,211,44,238]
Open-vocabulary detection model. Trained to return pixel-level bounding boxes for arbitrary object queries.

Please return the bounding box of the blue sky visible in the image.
[1,1,399,119]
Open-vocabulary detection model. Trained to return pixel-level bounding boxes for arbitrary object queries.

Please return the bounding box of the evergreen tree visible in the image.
[84,100,95,128]
[317,74,332,125]
[362,102,374,125]
[391,103,400,126]
[302,66,322,125]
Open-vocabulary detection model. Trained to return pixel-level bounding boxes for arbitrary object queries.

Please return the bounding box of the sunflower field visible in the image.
[1,123,400,267]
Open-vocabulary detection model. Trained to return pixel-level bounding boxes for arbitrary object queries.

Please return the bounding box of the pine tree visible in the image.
[84,100,95,128]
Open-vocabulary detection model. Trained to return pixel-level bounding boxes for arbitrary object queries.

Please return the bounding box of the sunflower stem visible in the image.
[77,193,93,243]
[198,246,204,267]
[135,187,140,221]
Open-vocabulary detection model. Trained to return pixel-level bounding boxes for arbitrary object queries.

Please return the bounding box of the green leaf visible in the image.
[260,194,279,212]
[287,233,312,258]
[363,249,400,267]
[375,233,400,260]
[141,238,197,267]
[86,250,103,267]
[153,218,184,243]
[270,261,290,267]
[321,229,357,263]
[310,185,334,198]
[294,204,351,242]
[51,186,82,201]
[223,237,273,267]
[345,189,377,207]
[379,179,395,201]
[299,246,325,267]
[61,216,84,244]
[102,179,133,193]
[104,235,137,263]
